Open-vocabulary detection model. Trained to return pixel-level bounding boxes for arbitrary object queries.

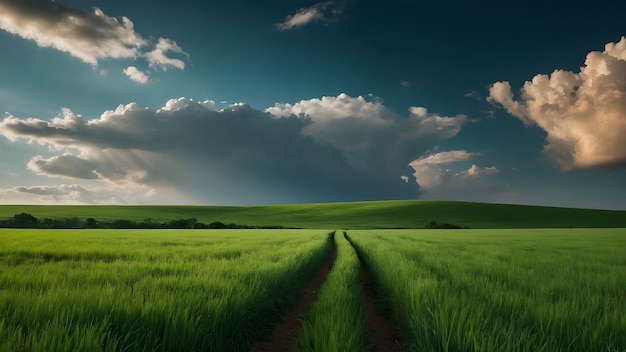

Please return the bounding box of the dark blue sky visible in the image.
[1,0,625,208]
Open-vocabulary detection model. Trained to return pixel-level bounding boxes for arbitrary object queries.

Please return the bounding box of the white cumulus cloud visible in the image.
[0,0,188,80]
[408,150,501,199]
[409,150,480,190]
[123,66,149,84]
[145,38,187,71]
[267,93,469,174]
[0,0,145,65]
[1,94,471,204]
[458,164,500,178]
[488,36,626,170]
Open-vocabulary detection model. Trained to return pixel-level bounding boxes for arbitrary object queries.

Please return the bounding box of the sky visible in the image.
[0,0,625,209]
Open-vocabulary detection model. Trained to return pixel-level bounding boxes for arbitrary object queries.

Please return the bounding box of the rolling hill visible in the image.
[1,200,625,229]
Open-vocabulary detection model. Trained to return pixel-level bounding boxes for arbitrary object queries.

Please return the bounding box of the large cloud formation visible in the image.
[488,37,626,170]
[1,94,471,204]
[0,0,186,78]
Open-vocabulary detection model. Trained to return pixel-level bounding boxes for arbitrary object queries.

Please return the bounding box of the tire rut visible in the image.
[252,232,337,352]
[344,232,404,352]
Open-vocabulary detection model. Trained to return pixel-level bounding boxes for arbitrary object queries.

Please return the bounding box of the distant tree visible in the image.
[162,218,198,229]
[426,220,439,229]
[110,219,137,229]
[41,218,57,228]
[65,217,81,228]
[208,221,226,229]
[193,222,208,229]
[13,213,39,228]
[137,218,160,229]
[426,220,464,229]
[85,218,98,228]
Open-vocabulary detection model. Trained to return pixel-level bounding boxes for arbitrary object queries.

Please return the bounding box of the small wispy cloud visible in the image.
[465,90,481,100]
[276,1,351,31]
[0,184,151,204]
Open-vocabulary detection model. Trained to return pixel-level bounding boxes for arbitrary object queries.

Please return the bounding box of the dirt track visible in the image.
[252,232,404,351]
[361,268,404,351]
[252,235,337,352]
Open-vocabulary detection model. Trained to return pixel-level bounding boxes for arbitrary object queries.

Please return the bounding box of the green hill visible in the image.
[1,200,624,229]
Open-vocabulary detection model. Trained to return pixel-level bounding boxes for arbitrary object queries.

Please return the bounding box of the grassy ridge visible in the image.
[1,200,625,228]
[348,229,626,351]
[0,229,331,352]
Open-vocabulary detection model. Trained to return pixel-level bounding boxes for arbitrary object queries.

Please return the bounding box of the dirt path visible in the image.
[361,269,404,351]
[252,233,337,352]
[343,232,404,351]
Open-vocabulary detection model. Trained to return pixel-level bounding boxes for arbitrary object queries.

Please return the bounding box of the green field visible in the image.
[1,200,625,351]
[1,200,626,228]
[349,229,626,351]
[0,229,331,352]
[1,227,625,351]
[298,231,368,352]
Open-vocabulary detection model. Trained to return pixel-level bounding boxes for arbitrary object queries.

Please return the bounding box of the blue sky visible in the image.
[1,0,625,209]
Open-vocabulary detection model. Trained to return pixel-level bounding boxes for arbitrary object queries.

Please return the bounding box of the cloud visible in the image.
[488,36,626,170]
[465,91,481,100]
[27,154,99,179]
[1,94,469,204]
[400,80,410,88]
[408,150,480,189]
[267,93,469,176]
[0,0,187,78]
[407,150,501,199]
[145,38,187,71]
[123,66,149,84]
[0,0,145,65]
[0,184,151,204]
[458,164,500,178]
[276,1,350,31]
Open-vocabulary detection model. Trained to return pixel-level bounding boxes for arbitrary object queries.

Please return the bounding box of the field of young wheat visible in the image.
[1,228,624,351]
[0,229,331,352]
[348,229,626,352]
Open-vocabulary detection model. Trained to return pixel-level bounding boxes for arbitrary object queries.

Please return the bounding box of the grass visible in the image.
[298,231,368,352]
[0,229,332,352]
[348,229,626,351]
[1,200,626,228]
[1,204,624,351]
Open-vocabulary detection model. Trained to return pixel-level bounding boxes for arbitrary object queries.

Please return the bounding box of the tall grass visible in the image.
[348,229,626,352]
[298,231,368,352]
[0,229,331,352]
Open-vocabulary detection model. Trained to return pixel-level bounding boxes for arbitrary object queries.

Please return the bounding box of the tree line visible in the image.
[425,220,469,229]
[0,213,288,230]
